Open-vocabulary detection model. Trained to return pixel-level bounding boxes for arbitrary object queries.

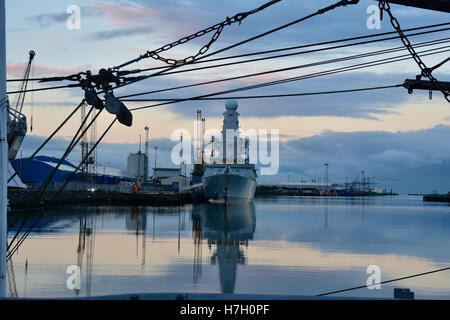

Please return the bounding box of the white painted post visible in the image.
[0,0,7,299]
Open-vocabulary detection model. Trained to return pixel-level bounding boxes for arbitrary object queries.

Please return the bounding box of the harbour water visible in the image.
[6,196,450,299]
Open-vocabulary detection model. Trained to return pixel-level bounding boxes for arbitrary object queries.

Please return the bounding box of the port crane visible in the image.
[192,110,206,183]
[80,104,97,183]
[11,50,35,115]
[7,50,35,160]
[145,126,149,180]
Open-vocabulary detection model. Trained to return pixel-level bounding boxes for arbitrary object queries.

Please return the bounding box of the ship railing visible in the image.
[8,107,26,123]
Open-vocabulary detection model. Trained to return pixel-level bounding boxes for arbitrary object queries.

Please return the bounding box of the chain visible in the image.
[113,0,282,69]
[378,0,450,102]
[145,23,225,66]
[41,0,361,92]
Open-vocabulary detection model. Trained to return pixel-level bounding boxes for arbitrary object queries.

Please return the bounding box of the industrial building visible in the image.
[160,175,191,192]
[152,167,180,182]
[144,167,190,193]
[127,151,148,179]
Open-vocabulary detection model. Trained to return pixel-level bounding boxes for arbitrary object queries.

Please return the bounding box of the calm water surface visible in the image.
[6,196,450,299]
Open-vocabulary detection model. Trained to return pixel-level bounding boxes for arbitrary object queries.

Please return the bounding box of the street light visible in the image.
[324,163,329,193]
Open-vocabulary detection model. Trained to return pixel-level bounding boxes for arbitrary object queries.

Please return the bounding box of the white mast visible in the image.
[222,100,239,164]
[0,0,8,298]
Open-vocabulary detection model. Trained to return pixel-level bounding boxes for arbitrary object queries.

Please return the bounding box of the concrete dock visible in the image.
[7,189,204,211]
[423,193,450,203]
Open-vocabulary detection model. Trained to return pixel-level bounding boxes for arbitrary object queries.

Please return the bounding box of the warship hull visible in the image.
[203,165,256,202]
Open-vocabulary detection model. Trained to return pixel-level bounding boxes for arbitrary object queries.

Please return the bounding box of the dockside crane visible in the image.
[7,50,35,160]
[145,126,149,181]
[80,104,89,181]
[192,110,205,184]
[89,109,97,176]
[12,50,35,115]
[80,104,97,183]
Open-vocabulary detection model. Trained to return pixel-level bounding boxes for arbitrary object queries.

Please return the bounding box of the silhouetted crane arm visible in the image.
[13,50,35,114]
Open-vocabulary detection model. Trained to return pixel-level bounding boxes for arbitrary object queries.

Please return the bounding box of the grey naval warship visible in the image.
[202,100,257,202]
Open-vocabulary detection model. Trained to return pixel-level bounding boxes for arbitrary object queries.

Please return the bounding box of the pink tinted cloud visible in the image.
[92,2,161,28]
[92,2,198,40]
[7,63,82,78]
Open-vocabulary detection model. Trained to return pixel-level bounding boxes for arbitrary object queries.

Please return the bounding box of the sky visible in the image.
[5,0,450,194]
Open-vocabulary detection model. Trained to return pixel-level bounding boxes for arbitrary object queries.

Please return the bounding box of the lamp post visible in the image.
[153,146,158,182]
[324,163,329,193]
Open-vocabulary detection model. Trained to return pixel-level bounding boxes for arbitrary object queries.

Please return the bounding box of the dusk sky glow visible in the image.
[5,0,450,193]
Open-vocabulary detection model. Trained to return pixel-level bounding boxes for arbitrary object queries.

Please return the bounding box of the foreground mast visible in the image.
[0,0,8,298]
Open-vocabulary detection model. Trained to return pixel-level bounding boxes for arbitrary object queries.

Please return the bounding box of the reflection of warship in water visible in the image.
[192,202,256,293]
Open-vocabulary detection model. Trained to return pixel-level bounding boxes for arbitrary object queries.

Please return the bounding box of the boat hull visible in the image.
[203,173,256,202]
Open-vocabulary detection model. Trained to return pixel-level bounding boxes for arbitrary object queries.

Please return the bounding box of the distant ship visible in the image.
[202,100,257,202]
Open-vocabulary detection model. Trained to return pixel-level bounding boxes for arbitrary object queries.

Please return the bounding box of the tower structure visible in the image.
[222,100,239,164]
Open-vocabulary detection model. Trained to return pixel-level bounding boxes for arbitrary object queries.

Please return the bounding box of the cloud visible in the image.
[19,135,191,174]
[86,27,152,41]
[25,5,103,28]
[9,1,450,195]
[18,125,450,194]
[90,2,160,28]
[368,149,437,168]
[263,124,450,194]
[7,63,81,78]
[25,12,70,28]
[114,70,409,119]
[82,2,198,41]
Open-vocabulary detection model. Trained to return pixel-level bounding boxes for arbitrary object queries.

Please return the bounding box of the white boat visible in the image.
[202,100,257,202]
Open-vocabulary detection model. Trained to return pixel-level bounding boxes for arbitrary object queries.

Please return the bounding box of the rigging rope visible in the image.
[7,100,85,183]
[53,118,118,197]
[109,0,361,92]
[7,22,450,84]
[317,266,450,297]
[131,31,450,80]
[37,105,100,199]
[113,0,283,69]
[125,47,449,112]
[120,84,403,102]
[118,39,450,100]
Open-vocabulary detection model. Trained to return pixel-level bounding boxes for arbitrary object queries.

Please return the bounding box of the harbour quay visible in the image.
[423,193,450,203]
[7,188,204,212]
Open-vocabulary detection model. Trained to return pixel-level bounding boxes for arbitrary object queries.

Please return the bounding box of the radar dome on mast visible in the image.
[225,100,238,111]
